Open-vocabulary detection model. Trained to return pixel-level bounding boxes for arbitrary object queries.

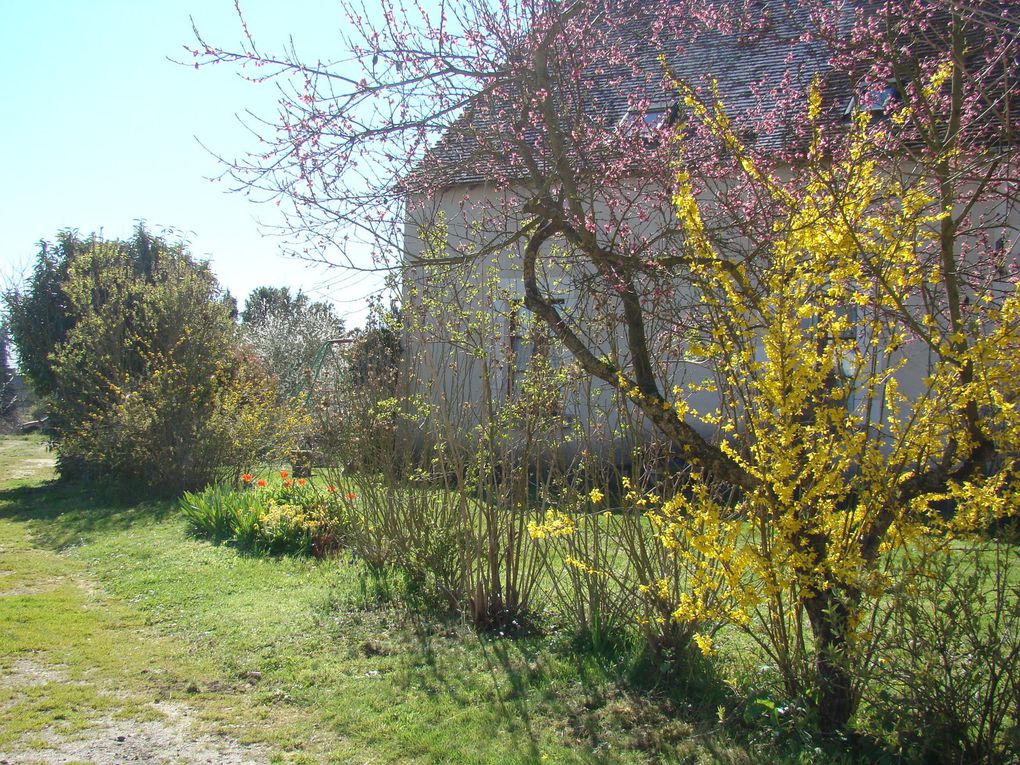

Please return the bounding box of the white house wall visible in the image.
[401,173,1020,462]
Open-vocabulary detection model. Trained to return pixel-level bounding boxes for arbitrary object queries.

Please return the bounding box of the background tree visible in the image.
[0,324,16,423]
[6,231,88,398]
[307,297,403,471]
[241,285,306,326]
[240,286,345,400]
[345,298,402,391]
[194,0,1020,733]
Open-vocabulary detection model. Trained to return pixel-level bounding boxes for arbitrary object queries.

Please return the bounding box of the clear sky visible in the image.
[1,0,385,325]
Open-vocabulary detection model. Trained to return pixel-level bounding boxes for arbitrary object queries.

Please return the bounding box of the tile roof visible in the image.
[413,0,838,188]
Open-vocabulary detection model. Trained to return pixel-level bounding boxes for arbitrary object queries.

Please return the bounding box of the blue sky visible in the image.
[1,0,384,325]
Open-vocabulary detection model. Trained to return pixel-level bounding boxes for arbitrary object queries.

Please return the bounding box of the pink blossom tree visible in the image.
[193,0,1019,733]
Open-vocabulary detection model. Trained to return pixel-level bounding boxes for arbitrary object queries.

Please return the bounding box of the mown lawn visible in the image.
[0,435,751,764]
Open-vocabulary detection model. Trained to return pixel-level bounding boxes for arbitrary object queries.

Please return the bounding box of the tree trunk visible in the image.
[804,589,855,735]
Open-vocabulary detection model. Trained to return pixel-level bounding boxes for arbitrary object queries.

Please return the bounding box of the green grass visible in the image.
[9,435,1009,763]
[0,436,751,764]
[0,437,314,761]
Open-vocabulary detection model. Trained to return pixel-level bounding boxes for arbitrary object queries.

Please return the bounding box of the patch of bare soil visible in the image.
[0,701,270,765]
[0,662,269,765]
[2,454,54,479]
[0,576,69,598]
[0,659,68,689]
[2,457,55,482]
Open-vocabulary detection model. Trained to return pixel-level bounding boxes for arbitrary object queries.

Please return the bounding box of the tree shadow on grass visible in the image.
[391,603,681,764]
[467,630,744,764]
[478,627,756,765]
[476,635,549,763]
[0,479,176,551]
[361,579,739,763]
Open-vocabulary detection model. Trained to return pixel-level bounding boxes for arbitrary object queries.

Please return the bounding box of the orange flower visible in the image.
[345,491,357,501]
[280,469,289,479]
[297,478,306,486]
[241,473,253,483]
[326,485,337,493]
[283,479,292,488]
[256,479,267,488]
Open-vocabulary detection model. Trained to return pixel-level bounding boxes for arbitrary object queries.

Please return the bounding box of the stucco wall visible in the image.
[401,173,1019,460]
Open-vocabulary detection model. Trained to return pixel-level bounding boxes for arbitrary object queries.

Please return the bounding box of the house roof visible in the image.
[411,0,838,189]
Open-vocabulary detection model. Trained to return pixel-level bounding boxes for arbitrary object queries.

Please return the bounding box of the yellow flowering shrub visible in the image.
[661,75,1020,708]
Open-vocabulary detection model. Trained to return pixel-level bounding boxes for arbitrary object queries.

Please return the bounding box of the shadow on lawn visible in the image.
[0,479,176,551]
[392,596,739,764]
[476,630,742,764]
[478,636,550,763]
[402,613,566,763]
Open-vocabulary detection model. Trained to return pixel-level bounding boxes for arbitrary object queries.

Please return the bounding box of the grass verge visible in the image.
[0,436,750,764]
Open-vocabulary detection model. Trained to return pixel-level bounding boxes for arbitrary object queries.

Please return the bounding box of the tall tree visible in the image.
[0,323,15,420]
[241,285,309,326]
[6,231,90,397]
[193,0,1020,731]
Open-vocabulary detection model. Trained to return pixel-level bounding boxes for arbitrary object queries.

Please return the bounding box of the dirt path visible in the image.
[0,440,273,765]
[0,685,268,765]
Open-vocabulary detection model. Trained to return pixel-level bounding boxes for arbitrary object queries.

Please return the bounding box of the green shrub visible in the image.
[313,274,552,630]
[862,538,1020,764]
[180,484,257,543]
[7,227,296,492]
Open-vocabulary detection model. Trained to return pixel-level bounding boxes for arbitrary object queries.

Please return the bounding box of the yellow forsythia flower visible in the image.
[693,632,717,657]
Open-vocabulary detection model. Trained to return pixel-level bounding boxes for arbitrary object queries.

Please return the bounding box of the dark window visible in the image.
[843,82,901,121]
[617,103,678,138]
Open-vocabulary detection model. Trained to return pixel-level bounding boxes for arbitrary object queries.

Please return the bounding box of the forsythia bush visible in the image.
[7,227,297,492]
[652,76,1020,728]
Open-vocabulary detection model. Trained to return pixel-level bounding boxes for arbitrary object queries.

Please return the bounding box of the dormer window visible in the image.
[617,103,678,139]
[843,81,902,122]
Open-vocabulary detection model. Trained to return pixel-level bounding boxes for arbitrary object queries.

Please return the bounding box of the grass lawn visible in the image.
[0,435,750,764]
